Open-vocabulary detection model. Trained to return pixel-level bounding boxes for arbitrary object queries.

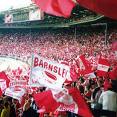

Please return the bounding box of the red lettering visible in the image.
[53,66,58,73]
[34,57,39,67]
[39,60,43,67]
[59,103,75,112]
[54,91,64,99]
[48,64,53,71]
[58,67,61,76]
[34,57,69,79]
[65,71,68,78]
[44,62,48,69]
[62,69,67,78]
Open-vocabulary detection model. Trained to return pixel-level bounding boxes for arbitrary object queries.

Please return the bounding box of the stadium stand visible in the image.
[0,3,117,117]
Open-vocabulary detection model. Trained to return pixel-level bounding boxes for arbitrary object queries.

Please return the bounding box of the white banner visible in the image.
[30,55,70,89]
[5,87,25,102]
[29,9,44,21]
[97,64,109,72]
[5,14,13,23]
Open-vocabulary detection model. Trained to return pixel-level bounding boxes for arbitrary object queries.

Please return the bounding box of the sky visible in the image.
[0,0,32,12]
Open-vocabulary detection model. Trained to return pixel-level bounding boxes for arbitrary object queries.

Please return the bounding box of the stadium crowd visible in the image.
[0,27,117,117]
[0,28,116,63]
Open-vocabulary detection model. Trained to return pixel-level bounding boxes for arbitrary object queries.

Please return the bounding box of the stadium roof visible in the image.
[0,0,32,12]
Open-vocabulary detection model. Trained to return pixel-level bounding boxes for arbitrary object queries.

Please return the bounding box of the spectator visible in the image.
[1,101,10,117]
[98,83,117,117]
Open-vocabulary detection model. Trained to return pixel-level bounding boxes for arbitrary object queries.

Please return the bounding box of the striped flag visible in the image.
[34,88,93,117]
[76,55,95,78]
[97,57,110,77]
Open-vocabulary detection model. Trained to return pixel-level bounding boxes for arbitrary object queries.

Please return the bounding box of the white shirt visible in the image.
[98,90,117,112]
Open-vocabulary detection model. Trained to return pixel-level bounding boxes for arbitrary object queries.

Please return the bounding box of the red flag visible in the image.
[34,88,93,117]
[32,0,76,18]
[0,71,10,87]
[33,90,59,112]
[97,57,110,77]
[108,66,117,80]
[69,88,93,117]
[77,0,117,19]
[84,69,96,79]
[0,88,2,96]
[76,55,95,78]
[76,55,92,70]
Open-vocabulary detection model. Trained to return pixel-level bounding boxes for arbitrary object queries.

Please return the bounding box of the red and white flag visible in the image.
[5,87,25,102]
[33,88,93,117]
[31,67,66,89]
[84,69,96,79]
[76,55,95,78]
[97,57,110,77]
[32,0,76,18]
[76,55,92,71]
[30,54,70,89]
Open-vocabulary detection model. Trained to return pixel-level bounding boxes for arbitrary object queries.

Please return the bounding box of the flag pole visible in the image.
[105,23,107,45]
[74,26,77,40]
[28,53,34,90]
